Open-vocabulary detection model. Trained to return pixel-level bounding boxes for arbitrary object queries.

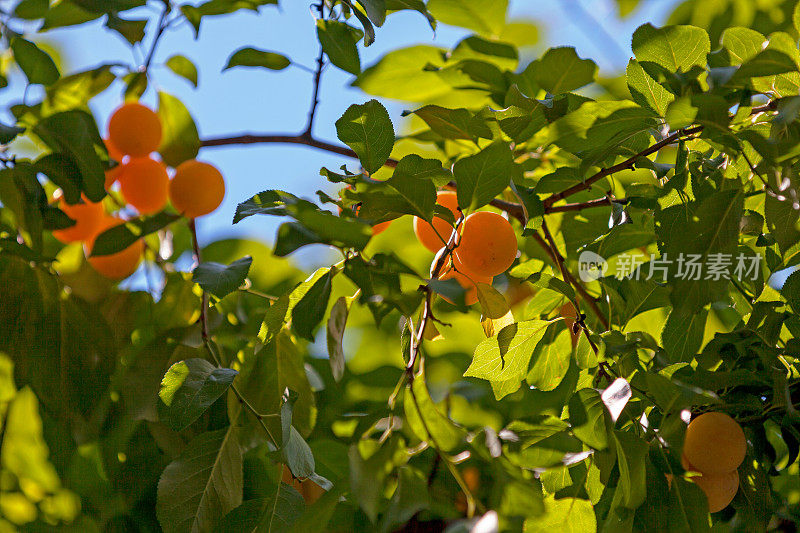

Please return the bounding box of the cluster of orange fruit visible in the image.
[678,412,747,512]
[415,191,516,305]
[52,103,226,280]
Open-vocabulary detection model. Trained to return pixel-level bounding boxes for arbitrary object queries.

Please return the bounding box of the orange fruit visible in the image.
[693,469,739,513]
[104,138,126,189]
[118,157,169,215]
[169,160,226,218]
[85,217,144,280]
[432,251,492,306]
[413,190,460,252]
[108,103,162,157]
[454,211,517,277]
[52,195,105,243]
[281,465,324,504]
[682,412,747,475]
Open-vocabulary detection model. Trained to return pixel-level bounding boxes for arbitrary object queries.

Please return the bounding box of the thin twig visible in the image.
[302,1,326,138]
[189,219,279,446]
[542,126,703,208]
[143,4,170,71]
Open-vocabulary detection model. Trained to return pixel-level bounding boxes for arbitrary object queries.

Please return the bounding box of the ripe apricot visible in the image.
[281,465,324,504]
[693,469,739,513]
[682,412,746,475]
[432,252,492,306]
[108,103,162,157]
[104,138,125,189]
[85,217,144,280]
[118,157,169,215]
[169,160,226,218]
[413,190,460,252]
[52,195,105,243]
[454,211,517,277]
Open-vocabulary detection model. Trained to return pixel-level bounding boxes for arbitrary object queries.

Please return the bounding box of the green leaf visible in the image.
[11,38,60,86]
[404,370,465,451]
[627,59,674,115]
[192,256,253,299]
[765,194,800,254]
[281,394,317,478]
[631,24,711,73]
[454,142,513,210]
[405,105,492,140]
[524,496,596,532]
[221,485,305,533]
[291,268,335,341]
[326,296,351,382]
[385,154,440,220]
[613,430,648,508]
[335,99,395,174]
[427,0,508,36]
[34,111,106,202]
[157,359,238,431]
[727,49,797,86]
[223,47,291,71]
[661,308,707,363]
[356,0,386,26]
[526,325,572,391]
[157,429,242,533]
[353,45,452,102]
[477,282,514,337]
[379,467,429,531]
[782,270,800,312]
[316,20,361,75]
[90,212,180,257]
[166,54,199,87]
[157,91,200,168]
[289,484,343,533]
[464,319,554,400]
[1,387,61,491]
[569,388,610,450]
[42,65,115,116]
[524,47,597,94]
[106,14,147,44]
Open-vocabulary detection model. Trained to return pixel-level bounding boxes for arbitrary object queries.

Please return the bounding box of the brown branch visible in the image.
[547,196,628,213]
[542,125,703,209]
[302,1,326,138]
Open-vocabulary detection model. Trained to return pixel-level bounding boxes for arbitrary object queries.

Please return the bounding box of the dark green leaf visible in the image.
[316,20,361,75]
[106,14,147,44]
[335,99,395,174]
[157,359,238,431]
[405,105,492,140]
[223,47,291,71]
[11,38,60,86]
[0,121,25,144]
[385,155,441,220]
[326,296,351,382]
[291,268,335,341]
[90,212,180,257]
[192,256,253,299]
[156,428,243,533]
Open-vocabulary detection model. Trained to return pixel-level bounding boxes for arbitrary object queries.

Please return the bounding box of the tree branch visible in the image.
[189,220,279,446]
[143,3,170,71]
[542,125,703,209]
[302,1,326,138]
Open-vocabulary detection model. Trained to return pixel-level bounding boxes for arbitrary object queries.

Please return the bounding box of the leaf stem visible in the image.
[189,219,279,447]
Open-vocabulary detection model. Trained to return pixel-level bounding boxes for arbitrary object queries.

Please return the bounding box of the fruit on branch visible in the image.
[432,250,492,306]
[118,157,170,215]
[281,465,325,504]
[52,195,105,243]
[693,469,740,513]
[169,160,226,218]
[454,211,517,278]
[413,190,460,253]
[108,103,163,158]
[84,217,144,280]
[682,412,747,475]
[104,138,126,189]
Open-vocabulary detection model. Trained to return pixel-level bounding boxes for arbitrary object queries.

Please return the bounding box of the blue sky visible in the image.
[3,0,678,268]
